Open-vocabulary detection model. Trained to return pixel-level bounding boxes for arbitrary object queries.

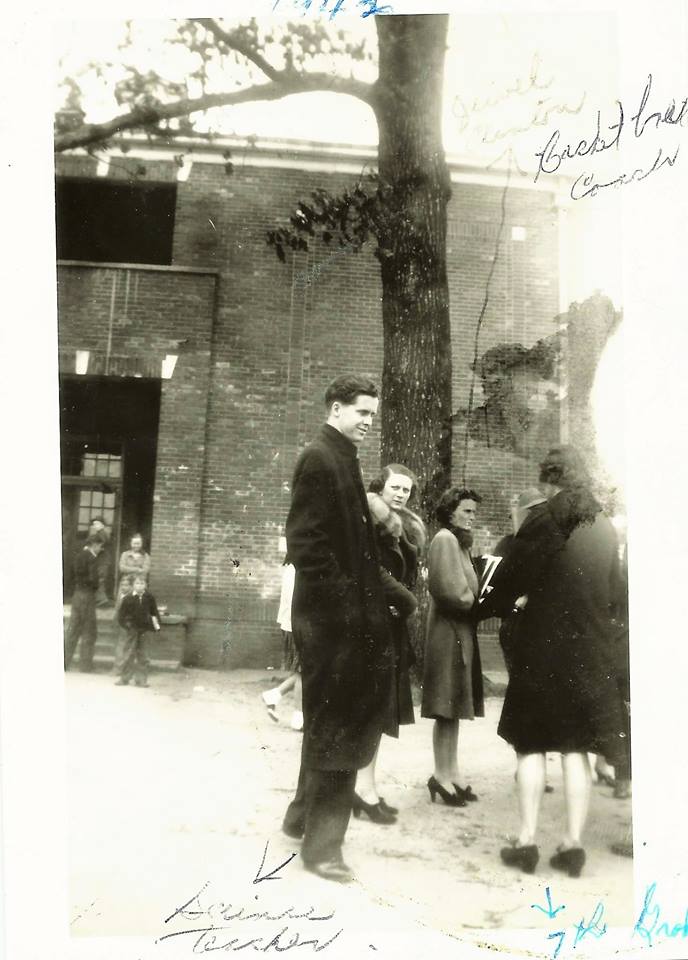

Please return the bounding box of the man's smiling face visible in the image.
[330,394,379,445]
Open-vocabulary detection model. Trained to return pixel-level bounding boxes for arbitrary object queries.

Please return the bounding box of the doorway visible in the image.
[60,376,161,600]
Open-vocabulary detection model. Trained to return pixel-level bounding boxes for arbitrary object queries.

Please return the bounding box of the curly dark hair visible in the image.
[324,374,379,408]
[435,486,482,527]
[539,445,591,490]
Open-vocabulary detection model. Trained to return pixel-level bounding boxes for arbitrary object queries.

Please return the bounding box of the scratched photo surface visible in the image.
[5,1,687,959]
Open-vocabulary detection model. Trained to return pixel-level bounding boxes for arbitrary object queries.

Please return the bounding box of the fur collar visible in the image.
[367,493,403,539]
[367,494,427,550]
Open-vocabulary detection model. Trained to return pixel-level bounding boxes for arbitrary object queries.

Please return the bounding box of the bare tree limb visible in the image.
[190,18,282,83]
[55,73,374,152]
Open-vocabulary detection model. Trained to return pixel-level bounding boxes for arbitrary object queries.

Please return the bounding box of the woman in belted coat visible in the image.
[352,464,427,824]
[421,487,484,808]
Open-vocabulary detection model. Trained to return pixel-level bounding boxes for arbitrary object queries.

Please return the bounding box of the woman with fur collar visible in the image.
[352,464,427,825]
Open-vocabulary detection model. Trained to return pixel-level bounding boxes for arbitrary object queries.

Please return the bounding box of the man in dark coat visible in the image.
[64,532,107,671]
[281,374,416,883]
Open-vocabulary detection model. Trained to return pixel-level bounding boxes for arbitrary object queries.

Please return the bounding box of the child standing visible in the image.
[115,574,160,687]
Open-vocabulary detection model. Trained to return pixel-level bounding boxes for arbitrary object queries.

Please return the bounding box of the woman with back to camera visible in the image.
[491,446,626,878]
[421,487,484,808]
[352,464,427,824]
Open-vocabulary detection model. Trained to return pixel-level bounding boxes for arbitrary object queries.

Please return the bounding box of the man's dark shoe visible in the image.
[303,858,354,883]
[282,821,304,840]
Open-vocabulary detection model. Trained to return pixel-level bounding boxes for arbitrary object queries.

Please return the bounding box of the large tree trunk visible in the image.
[373,14,452,517]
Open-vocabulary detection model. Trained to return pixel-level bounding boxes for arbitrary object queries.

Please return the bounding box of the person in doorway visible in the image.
[281,374,416,883]
[115,574,160,687]
[421,487,484,808]
[116,533,152,610]
[89,516,112,607]
[352,464,426,825]
[64,531,107,672]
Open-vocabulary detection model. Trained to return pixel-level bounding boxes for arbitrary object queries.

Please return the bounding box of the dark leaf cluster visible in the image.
[265,172,439,266]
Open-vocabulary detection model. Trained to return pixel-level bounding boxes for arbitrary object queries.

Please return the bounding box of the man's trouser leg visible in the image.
[78,592,98,671]
[115,628,138,683]
[283,735,307,836]
[301,767,356,866]
[64,588,92,669]
[134,633,150,684]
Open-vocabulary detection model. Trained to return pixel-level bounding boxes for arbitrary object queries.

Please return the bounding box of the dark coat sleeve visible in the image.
[74,550,99,590]
[147,593,160,622]
[285,449,350,600]
[378,565,417,618]
[478,509,565,620]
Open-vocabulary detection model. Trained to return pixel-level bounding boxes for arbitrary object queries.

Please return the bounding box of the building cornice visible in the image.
[58,133,571,198]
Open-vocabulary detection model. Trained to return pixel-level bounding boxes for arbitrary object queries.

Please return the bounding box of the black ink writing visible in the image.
[534,101,623,182]
[570,144,680,199]
[631,74,688,139]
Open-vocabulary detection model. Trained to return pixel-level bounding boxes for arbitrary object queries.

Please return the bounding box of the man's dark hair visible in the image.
[435,486,482,527]
[539,445,591,491]
[325,374,379,409]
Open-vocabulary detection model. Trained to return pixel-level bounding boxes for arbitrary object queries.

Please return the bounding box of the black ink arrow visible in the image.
[253,840,297,884]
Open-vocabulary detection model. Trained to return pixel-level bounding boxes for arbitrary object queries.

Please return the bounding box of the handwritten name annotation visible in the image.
[453,53,586,150]
[532,882,688,958]
[272,0,393,19]
[534,74,687,199]
[157,845,343,954]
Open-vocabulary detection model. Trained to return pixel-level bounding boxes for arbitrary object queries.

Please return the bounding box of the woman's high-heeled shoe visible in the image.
[500,843,539,874]
[427,776,467,807]
[352,793,396,824]
[453,784,478,802]
[550,846,586,878]
[378,797,398,816]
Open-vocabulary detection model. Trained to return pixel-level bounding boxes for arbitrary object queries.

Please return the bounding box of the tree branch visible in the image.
[191,18,281,83]
[55,73,374,152]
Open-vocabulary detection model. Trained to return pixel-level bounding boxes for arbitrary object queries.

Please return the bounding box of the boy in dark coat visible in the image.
[281,374,416,883]
[64,531,107,671]
[115,574,160,687]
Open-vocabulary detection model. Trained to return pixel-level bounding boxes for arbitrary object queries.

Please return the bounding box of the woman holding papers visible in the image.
[421,487,484,807]
[490,447,626,878]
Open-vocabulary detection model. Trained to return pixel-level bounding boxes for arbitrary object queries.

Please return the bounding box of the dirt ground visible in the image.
[65,664,634,959]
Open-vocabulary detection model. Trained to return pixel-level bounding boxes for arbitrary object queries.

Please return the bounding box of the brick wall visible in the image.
[56,143,560,668]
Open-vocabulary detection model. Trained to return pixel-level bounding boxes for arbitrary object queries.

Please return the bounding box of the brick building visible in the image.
[56,135,565,668]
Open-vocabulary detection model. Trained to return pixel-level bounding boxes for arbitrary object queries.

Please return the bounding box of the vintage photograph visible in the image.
[4,1,688,958]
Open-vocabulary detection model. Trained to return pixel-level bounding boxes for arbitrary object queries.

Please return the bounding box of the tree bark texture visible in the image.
[373,14,453,516]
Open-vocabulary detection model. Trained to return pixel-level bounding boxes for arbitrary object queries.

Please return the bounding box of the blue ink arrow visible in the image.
[532,886,566,919]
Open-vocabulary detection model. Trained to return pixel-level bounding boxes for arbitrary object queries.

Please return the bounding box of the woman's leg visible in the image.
[263,672,297,710]
[560,752,592,848]
[355,740,381,803]
[290,673,304,730]
[433,718,459,790]
[276,673,297,697]
[515,752,546,845]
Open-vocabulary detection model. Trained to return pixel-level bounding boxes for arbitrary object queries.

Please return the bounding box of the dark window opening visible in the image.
[55,176,177,265]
